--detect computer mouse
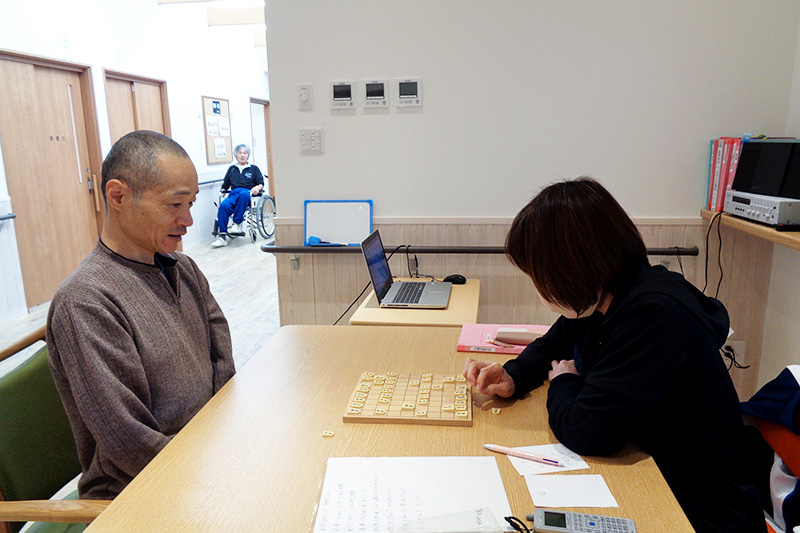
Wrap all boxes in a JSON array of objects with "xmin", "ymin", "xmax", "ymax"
[{"xmin": 442, "ymin": 274, "xmax": 467, "ymax": 285}]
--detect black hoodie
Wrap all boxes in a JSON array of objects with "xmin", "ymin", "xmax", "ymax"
[{"xmin": 504, "ymin": 265, "xmax": 765, "ymax": 533}]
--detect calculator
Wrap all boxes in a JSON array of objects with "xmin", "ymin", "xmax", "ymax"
[{"xmin": 527, "ymin": 508, "xmax": 637, "ymax": 533}]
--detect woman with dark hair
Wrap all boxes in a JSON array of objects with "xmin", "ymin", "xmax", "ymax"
[{"xmin": 464, "ymin": 177, "xmax": 765, "ymax": 532}]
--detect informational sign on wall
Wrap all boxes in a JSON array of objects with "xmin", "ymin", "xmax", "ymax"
[{"xmin": 202, "ymin": 96, "xmax": 232, "ymax": 164}]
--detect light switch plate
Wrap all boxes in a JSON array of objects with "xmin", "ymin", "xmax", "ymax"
[{"xmin": 299, "ymin": 128, "xmax": 324, "ymax": 154}]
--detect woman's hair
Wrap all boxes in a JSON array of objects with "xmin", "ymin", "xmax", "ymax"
[{"xmin": 505, "ymin": 176, "xmax": 647, "ymax": 315}]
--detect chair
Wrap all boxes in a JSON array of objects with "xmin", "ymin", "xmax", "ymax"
[
  {"xmin": 759, "ymin": 409, "xmax": 800, "ymax": 533},
  {"xmin": 742, "ymin": 367, "xmax": 800, "ymax": 533},
  {"xmin": 0, "ymin": 327, "xmax": 110, "ymax": 533},
  {"xmin": 212, "ymin": 189, "xmax": 275, "ymax": 243}
]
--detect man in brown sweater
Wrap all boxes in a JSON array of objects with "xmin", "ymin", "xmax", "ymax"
[{"xmin": 47, "ymin": 131, "xmax": 236, "ymax": 499}]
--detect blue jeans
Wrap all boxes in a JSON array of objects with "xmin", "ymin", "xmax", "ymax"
[{"xmin": 217, "ymin": 188, "xmax": 250, "ymax": 234}]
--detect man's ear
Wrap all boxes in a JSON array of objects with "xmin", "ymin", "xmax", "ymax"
[{"xmin": 105, "ymin": 179, "xmax": 129, "ymax": 212}]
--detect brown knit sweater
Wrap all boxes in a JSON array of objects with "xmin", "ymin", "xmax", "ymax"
[{"xmin": 47, "ymin": 241, "xmax": 235, "ymax": 499}]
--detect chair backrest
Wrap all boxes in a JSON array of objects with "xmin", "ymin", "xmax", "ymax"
[
  {"xmin": 0, "ymin": 345, "xmax": 81, "ymax": 509},
  {"xmin": 758, "ymin": 410, "xmax": 800, "ymax": 481}
]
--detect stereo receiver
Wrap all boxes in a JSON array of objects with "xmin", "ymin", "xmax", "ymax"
[{"xmin": 724, "ymin": 190, "xmax": 800, "ymax": 227}]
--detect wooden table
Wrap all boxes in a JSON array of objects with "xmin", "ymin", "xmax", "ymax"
[
  {"xmin": 86, "ymin": 326, "xmax": 692, "ymax": 532},
  {"xmin": 349, "ymin": 279, "xmax": 481, "ymax": 326}
]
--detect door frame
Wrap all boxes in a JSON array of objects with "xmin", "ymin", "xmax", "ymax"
[
  {"xmin": 250, "ymin": 97, "xmax": 274, "ymax": 199},
  {"xmin": 103, "ymin": 69, "xmax": 172, "ymax": 137},
  {"xmin": 0, "ymin": 48, "xmax": 103, "ymax": 228}
]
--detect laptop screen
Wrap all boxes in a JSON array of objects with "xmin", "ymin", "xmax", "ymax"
[{"xmin": 361, "ymin": 230, "xmax": 392, "ymax": 302}]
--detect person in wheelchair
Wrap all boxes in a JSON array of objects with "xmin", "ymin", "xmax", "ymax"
[{"xmin": 211, "ymin": 143, "xmax": 265, "ymax": 248}]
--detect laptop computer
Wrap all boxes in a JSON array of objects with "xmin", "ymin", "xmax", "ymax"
[{"xmin": 360, "ymin": 229, "xmax": 452, "ymax": 308}]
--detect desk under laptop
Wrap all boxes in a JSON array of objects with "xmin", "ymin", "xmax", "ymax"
[{"xmin": 349, "ymin": 278, "xmax": 481, "ymax": 326}]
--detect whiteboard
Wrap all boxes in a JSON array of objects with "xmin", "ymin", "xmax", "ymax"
[{"xmin": 304, "ymin": 200, "xmax": 373, "ymax": 246}]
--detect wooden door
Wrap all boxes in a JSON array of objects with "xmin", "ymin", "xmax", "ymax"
[
  {"xmin": 105, "ymin": 77, "xmax": 137, "ymax": 144},
  {"xmin": 104, "ymin": 72, "xmax": 170, "ymax": 144},
  {"xmin": 0, "ymin": 59, "xmax": 100, "ymax": 308}
]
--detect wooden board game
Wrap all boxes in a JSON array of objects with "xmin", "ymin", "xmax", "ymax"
[{"xmin": 342, "ymin": 371, "xmax": 472, "ymax": 426}]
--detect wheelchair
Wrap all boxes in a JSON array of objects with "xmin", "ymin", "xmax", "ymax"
[{"xmin": 212, "ymin": 189, "xmax": 276, "ymax": 243}]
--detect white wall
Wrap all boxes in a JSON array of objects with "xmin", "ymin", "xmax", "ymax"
[
  {"xmin": 0, "ymin": 0, "xmax": 269, "ymax": 319},
  {"xmin": 761, "ymin": 246, "xmax": 800, "ymax": 387},
  {"xmin": 266, "ymin": 1, "xmax": 800, "ymax": 220},
  {"xmin": 760, "ymin": 20, "xmax": 800, "ymax": 388}
]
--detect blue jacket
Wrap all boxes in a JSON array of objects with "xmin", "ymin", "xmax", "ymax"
[{"xmin": 221, "ymin": 164, "xmax": 264, "ymax": 191}]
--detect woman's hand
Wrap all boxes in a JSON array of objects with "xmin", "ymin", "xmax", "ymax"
[
  {"xmin": 463, "ymin": 358, "xmax": 516, "ymax": 397},
  {"xmin": 548, "ymin": 359, "xmax": 578, "ymax": 381}
]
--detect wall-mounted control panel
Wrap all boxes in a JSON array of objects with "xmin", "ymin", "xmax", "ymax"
[
  {"xmin": 395, "ymin": 78, "xmax": 422, "ymax": 107},
  {"xmin": 363, "ymin": 79, "xmax": 388, "ymax": 107},
  {"xmin": 330, "ymin": 81, "xmax": 355, "ymax": 109}
]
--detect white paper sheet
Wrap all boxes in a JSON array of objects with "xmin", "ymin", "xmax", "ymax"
[
  {"xmin": 523, "ymin": 474, "xmax": 618, "ymax": 508},
  {"xmin": 213, "ymin": 137, "xmax": 227, "ymax": 158},
  {"xmin": 205, "ymin": 115, "xmax": 220, "ymax": 136},
  {"xmin": 313, "ymin": 457, "xmax": 514, "ymax": 533},
  {"xmin": 505, "ymin": 444, "xmax": 589, "ymax": 476},
  {"xmin": 219, "ymin": 117, "xmax": 231, "ymax": 137}
]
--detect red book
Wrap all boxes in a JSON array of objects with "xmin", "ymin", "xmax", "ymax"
[
  {"xmin": 457, "ymin": 324, "xmax": 550, "ymax": 355},
  {"xmin": 713, "ymin": 138, "xmax": 732, "ymax": 211},
  {"xmin": 719, "ymin": 137, "xmax": 742, "ymax": 209}
]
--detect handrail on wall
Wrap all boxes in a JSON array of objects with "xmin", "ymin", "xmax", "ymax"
[{"xmin": 262, "ymin": 244, "xmax": 699, "ymax": 256}]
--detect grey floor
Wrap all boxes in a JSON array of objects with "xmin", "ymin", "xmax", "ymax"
[{"xmin": 0, "ymin": 236, "xmax": 280, "ymax": 374}]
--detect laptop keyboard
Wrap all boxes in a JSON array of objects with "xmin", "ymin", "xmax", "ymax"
[{"xmin": 394, "ymin": 282, "xmax": 425, "ymax": 304}]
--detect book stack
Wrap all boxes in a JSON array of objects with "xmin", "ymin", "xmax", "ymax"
[{"xmin": 706, "ymin": 136, "xmax": 743, "ymax": 212}]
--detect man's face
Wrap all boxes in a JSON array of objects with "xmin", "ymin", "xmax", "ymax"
[
  {"xmin": 119, "ymin": 154, "xmax": 198, "ymax": 262},
  {"xmin": 235, "ymin": 148, "xmax": 250, "ymax": 165}
]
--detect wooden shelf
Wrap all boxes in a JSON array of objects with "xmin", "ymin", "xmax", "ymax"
[{"xmin": 701, "ymin": 209, "xmax": 800, "ymax": 252}]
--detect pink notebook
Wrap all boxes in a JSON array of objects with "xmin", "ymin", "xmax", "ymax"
[{"xmin": 457, "ymin": 324, "xmax": 550, "ymax": 355}]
